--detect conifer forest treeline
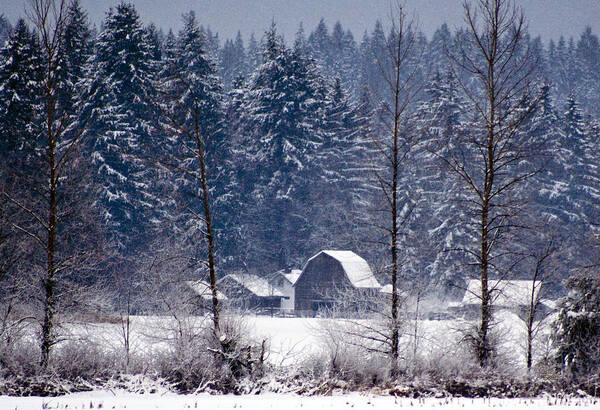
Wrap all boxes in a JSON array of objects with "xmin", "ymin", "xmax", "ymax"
[{"xmin": 1, "ymin": 0, "xmax": 600, "ymax": 308}]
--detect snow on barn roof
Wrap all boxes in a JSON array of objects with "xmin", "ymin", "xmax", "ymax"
[
  {"xmin": 305, "ymin": 250, "xmax": 381, "ymax": 289},
  {"xmin": 462, "ymin": 279, "xmax": 542, "ymax": 307},
  {"xmin": 220, "ymin": 274, "xmax": 285, "ymax": 298},
  {"xmin": 185, "ymin": 280, "xmax": 227, "ymax": 301},
  {"xmin": 282, "ymin": 270, "xmax": 301, "ymax": 285},
  {"xmin": 380, "ymin": 284, "xmax": 392, "ymax": 294}
]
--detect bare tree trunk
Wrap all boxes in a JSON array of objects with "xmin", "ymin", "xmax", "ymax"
[
  {"xmin": 525, "ymin": 240, "xmax": 555, "ymax": 371},
  {"xmin": 441, "ymin": 0, "xmax": 540, "ymax": 367},
  {"xmin": 20, "ymin": 0, "xmax": 94, "ymax": 369},
  {"xmin": 157, "ymin": 82, "xmax": 223, "ymax": 341},
  {"xmin": 33, "ymin": 0, "xmax": 65, "ymax": 370},
  {"xmin": 40, "ymin": 118, "xmax": 58, "ymax": 369},
  {"xmin": 412, "ymin": 289, "xmax": 420, "ymax": 364},
  {"xmin": 389, "ymin": 43, "xmax": 401, "ymax": 375},
  {"xmin": 193, "ymin": 108, "xmax": 221, "ymax": 336},
  {"xmin": 369, "ymin": 3, "xmax": 418, "ymax": 377},
  {"xmin": 526, "ymin": 311, "xmax": 533, "ymax": 370}
]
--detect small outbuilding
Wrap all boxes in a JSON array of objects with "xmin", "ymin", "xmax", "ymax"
[
  {"xmin": 294, "ymin": 250, "xmax": 381, "ymax": 316},
  {"xmin": 185, "ymin": 280, "xmax": 227, "ymax": 313},
  {"xmin": 218, "ymin": 273, "xmax": 287, "ymax": 314},
  {"xmin": 268, "ymin": 269, "xmax": 301, "ymax": 315},
  {"xmin": 449, "ymin": 279, "xmax": 555, "ymax": 320}
]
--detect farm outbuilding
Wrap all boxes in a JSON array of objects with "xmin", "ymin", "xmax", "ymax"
[
  {"xmin": 294, "ymin": 250, "xmax": 381, "ymax": 316},
  {"xmin": 448, "ymin": 279, "xmax": 555, "ymax": 320},
  {"xmin": 268, "ymin": 269, "xmax": 301, "ymax": 315},
  {"xmin": 185, "ymin": 280, "xmax": 227, "ymax": 313},
  {"xmin": 218, "ymin": 273, "xmax": 287, "ymax": 313}
]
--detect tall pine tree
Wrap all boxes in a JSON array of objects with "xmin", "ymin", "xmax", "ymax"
[
  {"xmin": 82, "ymin": 2, "xmax": 161, "ymax": 250},
  {"xmin": 238, "ymin": 24, "xmax": 328, "ymax": 270}
]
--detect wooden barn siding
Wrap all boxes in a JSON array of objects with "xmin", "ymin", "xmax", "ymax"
[{"xmin": 295, "ymin": 253, "xmax": 354, "ymax": 312}]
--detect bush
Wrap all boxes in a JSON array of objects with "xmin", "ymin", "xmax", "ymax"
[
  {"xmin": 154, "ymin": 314, "xmax": 268, "ymax": 393},
  {"xmin": 49, "ymin": 340, "xmax": 118, "ymax": 381}
]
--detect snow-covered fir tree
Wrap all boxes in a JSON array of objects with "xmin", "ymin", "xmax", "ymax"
[
  {"xmin": 220, "ymin": 31, "xmax": 247, "ymax": 90},
  {"xmin": 237, "ymin": 23, "xmax": 329, "ymax": 270},
  {"xmin": 159, "ymin": 11, "xmax": 239, "ymax": 269},
  {"xmin": 57, "ymin": 0, "xmax": 92, "ymax": 113},
  {"xmin": 0, "ymin": 19, "xmax": 42, "ymax": 161},
  {"xmin": 81, "ymin": 2, "xmax": 162, "ymax": 250}
]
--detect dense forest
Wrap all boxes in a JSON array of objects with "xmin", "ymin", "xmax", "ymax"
[
  {"xmin": 1, "ymin": 0, "xmax": 600, "ymax": 396},
  {"xmin": 1, "ymin": 1, "xmax": 600, "ymax": 303}
]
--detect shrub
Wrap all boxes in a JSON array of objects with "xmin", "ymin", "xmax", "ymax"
[{"xmin": 49, "ymin": 339, "xmax": 118, "ymax": 381}]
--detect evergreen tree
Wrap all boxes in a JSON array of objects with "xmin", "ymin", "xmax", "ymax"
[
  {"xmin": 200, "ymin": 26, "xmax": 220, "ymax": 60},
  {"xmin": 246, "ymin": 32, "xmax": 261, "ymax": 69},
  {"xmin": 220, "ymin": 31, "xmax": 247, "ymax": 90},
  {"xmin": 358, "ymin": 21, "xmax": 387, "ymax": 100},
  {"xmin": 554, "ymin": 269, "xmax": 600, "ymax": 380},
  {"xmin": 329, "ymin": 21, "xmax": 359, "ymax": 97},
  {"xmin": 576, "ymin": 27, "xmax": 600, "ymax": 72},
  {"xmin": 575, "ymin": 27, "xmax": 600, "ymax": 115},
  {"xmin": 57, "ymin": 0, "xmax": 92, "ymax": 112},
  {"xmin": 308, "ymin": 77, "xmax": 369, "ymax": 250},
  {"xmin": 145, "ymin": 23, "xmax": 163, "ymax": 62},
  {"xmin": 414, "ymin": 70, "xmax": 472, "ymax": 293},
  {"xmin": 82, "ymin": 2, "xmax": 161, "ymax": 250},
  {"xmin": 293, "ymin": 23, "xmax": 308, "ymax": 55},
  {"xmin": 239, "ymin": 24, "xmax": 328, "ymax": 270},
  {"xmin": 308, "ymin": 18, "xmax": 330, "ymax": 70},
  {"xmin": 0, "ymin": 19, "xmax": 43, "ymax": 160},
  {"xmin": 427, "ymin": 23, "xmax": 451, "ymax": 74}
]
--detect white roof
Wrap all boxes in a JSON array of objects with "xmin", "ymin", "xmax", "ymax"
[
  {"xmin": 305, "ymin": 250, "xmax": 380, "ymax": 289},
  {"xmin": 380, "ymin": 284, "xmax": 393, "ymax": 294},
  {"xmin": 462, "ymin": 279, "xmax": 543, "ymax": 307},
  {"xmin": 282, "ymin": 270, "xmax": 301, "ymax": 285},
  {"xmin": 379, "ymin": 284, "xmax": 411, "ymax": 296},
  {"xmin": 220, "ymin": 274, "xmax": 285, "ymax": 298},
  {"xmin": 185, "ymin": 280, "xmax": 227, "ymax": 301}
]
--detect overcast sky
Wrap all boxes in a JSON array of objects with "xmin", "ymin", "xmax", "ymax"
[{"xmin": 2, "ymin": 0, "xmax": 599, "ymax": 44}]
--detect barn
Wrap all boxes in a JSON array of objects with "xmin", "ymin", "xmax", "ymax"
[
  {"xmin": 218, "ymin": 273, "xmax": 287, "ymax": 314},
  {"xmin": 294, "ymin": 250, "xmax": 381, "ymax": 316}
]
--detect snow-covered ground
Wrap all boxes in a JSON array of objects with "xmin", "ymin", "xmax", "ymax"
[
  {"xmin": 0, "ymin": 311, "xmax": 563, "ymax": 406},
  {"xmin": 57, "ymin": 309, "xmax": 554, "ymax": 371},
  {"xmin": 1, "ymin": 391, "xmax": 598, "ymax": 410}
]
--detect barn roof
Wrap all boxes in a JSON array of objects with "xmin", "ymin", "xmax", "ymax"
[
  {"xmin": 220, "ymin": 274, "xmax": 285, "ymax": 298},
  {"xmin": 282, "ymin": 270, "xmax": 301, "ymax": 285},
  {"xmin": 185, "ymin": 280, "xmax": 227, "ymax": 301},
  {"xmin": 305, "ymin": 250, "xmax": 381, "ymax": 289},
  {"xmin": 462, "ymin": 279, "xmax": 542, "ymax": 307}
]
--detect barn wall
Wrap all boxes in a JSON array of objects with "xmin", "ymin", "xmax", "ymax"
[{"xmin": 295, "ymin": 253, "xmax": 353, "ymax": 314}]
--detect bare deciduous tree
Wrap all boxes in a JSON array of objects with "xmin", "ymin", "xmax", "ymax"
[
  {"xmin": 0, "ymin": 0, "xmax": 102, "ymax": 369},
  {"xmin": 439, "ymin": 0, "xmax": 541, "ymax": 367},
  {"xmin": 156, "ymin": 14, "xmax": 224, "ymax": 342},
  {"xmin": 368, "ymin": 2, "xmax": 420, "ymax": 376}
]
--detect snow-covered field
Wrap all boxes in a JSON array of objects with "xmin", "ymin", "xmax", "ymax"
[
  {"xmin": 0, "ymin": 311, "xmax": 563, "ymax": 408},
  {"xmin": 1, "ymin": 391, "xmax": 598, "ymax": 410},
  {"xmin": 60, "ymin": 309, "xmax": 553, "ymax": 371}
]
